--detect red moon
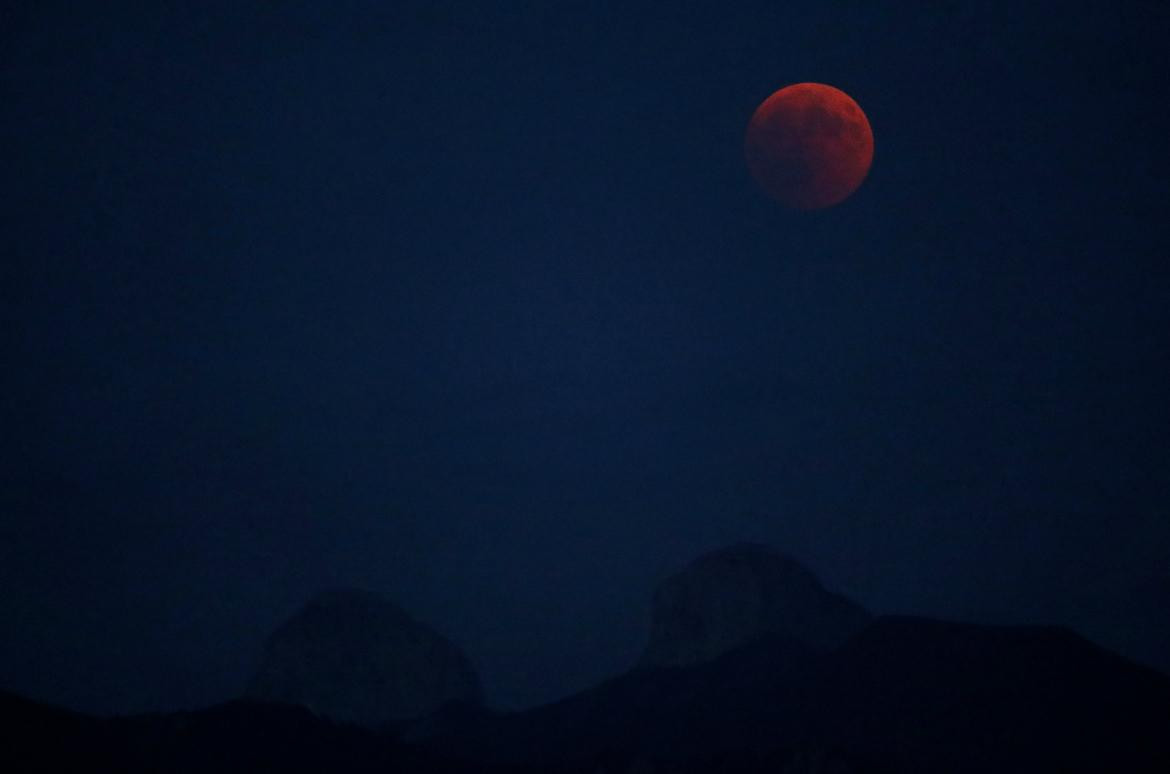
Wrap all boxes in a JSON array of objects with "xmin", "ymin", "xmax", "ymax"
[{"xmin": 744, "ymin": 83, "xmax": 873, "ymax": 210}]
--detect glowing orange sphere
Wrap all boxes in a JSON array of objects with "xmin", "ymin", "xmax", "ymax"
[{"xmin": 744, "ymin": 83, "xmax": 874, "ymax": 210}]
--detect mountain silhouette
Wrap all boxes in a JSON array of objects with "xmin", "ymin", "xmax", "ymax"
[
  {"xmin": 6, "ymin": 614, "xmax": 1167, "ymax": 772},
  {"xmin": 1070, "ymin": 576, "xmax": 1170, "ymax": 678},
  {"xmin": 416, "ymin": 615, "xmax": 1170, "ymax": 772},
  {"xmin": 3, "ymin": 548, "xmax": 1168, "ymax": 772},
  {"xmin": 641, "ymin": 542, "xmax": 871, "ymax": 667},
  {"xmin": 245, "ymin": 589, "xmax": 483, "ymax": 728}
]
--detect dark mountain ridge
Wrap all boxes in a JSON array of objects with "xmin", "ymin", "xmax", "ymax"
[
  {"xmin": 5, "ymin": 614, "xmax": 1168, "ymax": 773},
  {"xmin": 416, "ymin": 615, "xmax": 1170, "ymax": 772}
]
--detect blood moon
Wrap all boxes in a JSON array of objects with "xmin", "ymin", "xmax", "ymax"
[{"xmin": 744, "ymin": 83, "xmax": 873, "ymax": 210}]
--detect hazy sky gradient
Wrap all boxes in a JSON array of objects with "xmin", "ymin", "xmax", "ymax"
[{"xmin": 2, "ymin": 1, "xmax": 1168, "ymax": 713}]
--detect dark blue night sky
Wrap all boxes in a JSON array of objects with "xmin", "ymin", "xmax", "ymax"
[{"xmin": 2, "ymin": 1, "xmax": 1168, "ymax": 714}]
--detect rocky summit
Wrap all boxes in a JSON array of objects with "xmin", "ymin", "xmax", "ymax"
[
  {"xmin": 246, "ymin": 589, "xmax": 481, "ymax": 727},
  {"xmin": 641, "ymin": 543, "xmax": 872, "ymax": 667}
]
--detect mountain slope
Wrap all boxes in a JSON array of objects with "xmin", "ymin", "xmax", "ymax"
[
  {"xmin": 422, "ymin": 616, "xmax": 1170, "ymax": 772},
  {"xmin": 3, "ymin": 615, "xmax": 1168, "ymax": 772}
]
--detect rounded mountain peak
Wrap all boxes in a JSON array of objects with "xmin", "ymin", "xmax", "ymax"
[
  {"xmin": 641, "ymin": 544, "xmax": 871, "ymax": 667},
  {"xmin": 247, "ymin": 588, "xmax": 482, "ymax": 727}
]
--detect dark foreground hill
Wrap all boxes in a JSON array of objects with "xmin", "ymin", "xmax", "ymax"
[
  {"xmin": 4, "ymin": 616, "xmax": 1169, "ymax": 773},
  {"xmin": 0, "ymin": 690, "xmax": 466, "ymax": 774},
  {"xmin": 419, "ymin": 616, "xmax": 1170, "ymax": 773}
]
